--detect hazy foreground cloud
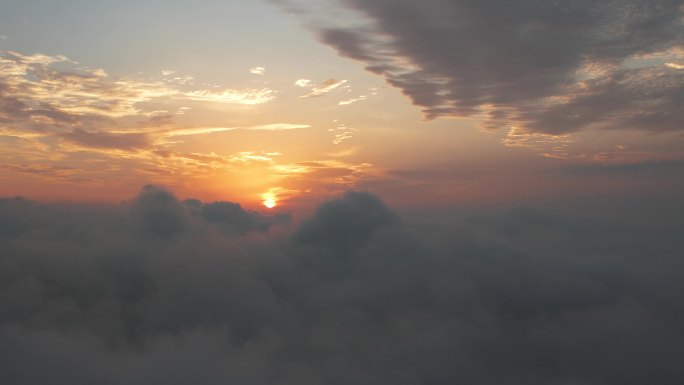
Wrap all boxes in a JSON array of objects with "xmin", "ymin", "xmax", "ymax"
[
  {"xmin": 276, "ymin": 0, "xmax": 684, "ymax": 134},
  {"xmin": 1, "ymin": 186, "xmax": 683, "ymax": 384}
]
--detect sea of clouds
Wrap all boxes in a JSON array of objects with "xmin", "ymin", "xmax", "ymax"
[{"xmin": 1, "ymin": 185, "xmax": 683, "ymax": 384}]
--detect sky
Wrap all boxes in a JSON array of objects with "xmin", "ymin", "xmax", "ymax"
[
  {"xmin": 1, "ymin": 0, "xmax": 682, "ymax": 210},
  {"xmin": 1, "ymin": 1, "xmax": 684, "ymax": 384}
]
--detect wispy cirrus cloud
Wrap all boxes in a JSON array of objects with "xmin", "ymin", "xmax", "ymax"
[
  {"xmin": 0, "ymin": 50, "xmax": 277, "ymax": 131},
  {"xmin": 0, "ymin": 163, "xmax": 88, "ymax": 182},
  {"xmin": 0, "ymin": 49, "xmax": 319, "ymax": 190},
  {"xmin": 338, "ymin": 95, "xmax": 366, "ymax": 106},
  {"xmin": 0, "ymin": 121, "xmax": 309, "ymax": 154},
  {"xmin": 60, "ymin": 129, "xmax": 152, "ymax": 151},
  {"xmin": 502, "ymin": 127, "xmax": 576, "ymax": 159},
  {"xmin": 329, "ymin": 120, "xmax": 357, "ymax": 144},
  {"xmin": 246, "ymin": 123, "xmax": 310, "ymax": 131},
  {"xmin": 338, "ymin": 87, "xmax": 378, "ymax": 106},
  {"xmin": 147, "ymin": 123, "xmax": 310, "ymax": 144},
  {"xmin": 184, "ymin": 88, "xmax": 275, "ymax": 105},
  {"xmin": 0, "ymin": 45, "xmax": 370, "ymax": 193},
  {"xmin": 295, "ymin": 78, "xmax": 348, "ymax": 97}
]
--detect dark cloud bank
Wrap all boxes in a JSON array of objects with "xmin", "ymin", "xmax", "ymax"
[
  {"xmin": 280, "ymin": 0, "xmax": 684, "ymax": 133},
  {"xmin": 1, "ymin": 186, "xmax": 684, "ymax": 384}
]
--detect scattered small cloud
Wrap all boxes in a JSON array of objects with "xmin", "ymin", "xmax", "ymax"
[
  {"xmin": 338, "ymin": 86, "xmax": 380, "ymax": 106},
  {"xmin": 184, "ymin": 88, "xmax": 276, "ymax": 105},
  {"xmin": 294, "ymin": 79, "xmax": 312, "ymax": 87},
  {"xmin": 296, "ymin": 78, "xmax": 348, "ymax": 97},
  {"xmin": 329, "ymin": 120, "xmax": 357, "ymax": 144},
  {"xmin": 160, "ymin": 123, "xmax": 310, "ymax": 138},
  {"xmin": 326, "ymin": 146, "xmax": 358, "ymax": 157},
  {"xmin": 228, "ymin": 151, "xmax": 278, "ymax": 164},
  {"xmin": 249, "ymin": 66, "xmax": 266, "ymax": 75},
  {"xmin": 502, "ymin": 126, "xmax": 575, "ymax": 158},
  {"xmin": 247, "ymin": 123, "xmax": 310, "ymax": 131},
  {"xmin": 159, "ymin": 126, "xmax": 241, "ymax": 138},
  {"xmin": 338, "ymin": 95, "xmax": 366, "ymax": 106}
]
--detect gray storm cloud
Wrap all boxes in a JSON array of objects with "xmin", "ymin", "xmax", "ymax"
[{"xmin": 1, "ymin": 186, "xmax": 683, "ymax": 384}]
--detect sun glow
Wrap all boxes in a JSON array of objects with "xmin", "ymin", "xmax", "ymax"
[{"xmin": 262, "ymin": 192, "xmax": 277, "ymax": 208}]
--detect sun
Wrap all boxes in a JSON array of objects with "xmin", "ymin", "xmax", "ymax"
[
  {"xmin": 263, "ymin": 197, "xmax": 276, "ymax": 209},
  {"xmin": 262, "ymin": 192, "xmax": 277, "ymax": 209}
]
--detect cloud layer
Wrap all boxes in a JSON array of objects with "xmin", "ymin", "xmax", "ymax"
[
  {"xmin": 1, "ymin": 186, "xmax": 683, "ymax": 384},
  {"xmin": 278, "ymin": 0, "xmax": 684, "ymax": 134}
]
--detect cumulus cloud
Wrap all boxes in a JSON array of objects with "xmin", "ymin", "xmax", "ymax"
[
  {"xmin": 130, "ymin": 185, "xmax": 193, "ymax": 239},
  {"xmin": 276, "ymin": 0, "xmax": 684, "ymax": 133},
  {"xmin": 1, "ymin": 186, "xmax": 683, "ymax": 384},
  {"xmin": 293, "ymin": 191, "xmax": 399, "ymax": 250},
  {"xmin": 131, "ymin": 185, "xmax": 288, "ymax": 239}
]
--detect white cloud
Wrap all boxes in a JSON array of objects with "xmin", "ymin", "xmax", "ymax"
[
  {"xmin": 183, "ymin": 88, "xmax": 276, "ymax": 105},
  {"xmin": 161, "ymin": 127, "xmax": 240, "ymax": 138},
  {"xmin": 247, "ymin": 123, "xmax": 310, "ymax": 131},
  {"xmin": 299, "ymin": 79, "xmax": 347, "ymax": 98},
  {"xmin": 249, "ymin": 66, "xmax": 266, "ymax": 75},
  {"xmin": 294, "ymin": 79, "xmax": 312, "ymax": 87},
  {"xmin": 0, "ymin": 49, "xmax": 278, "ymax": 126},
  {"xmin": 338, "ymin": 95, "xmax": 367, "ymax": 105},
  {"xmin": 154, "ymin": 123, "xmax": 311, "ymax": 140},
  {"xmin": 329, "ymin": 121, "xmax": 357, "ymax": 144}
]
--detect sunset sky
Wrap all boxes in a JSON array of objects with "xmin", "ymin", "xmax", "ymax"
[
  {"xmin": 2, "ymin": 2, "xmax": 684, "ymax": 384},
  {"xmin": 2, "ymin": 0, "xmax": 682, "ymax": 210}
]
